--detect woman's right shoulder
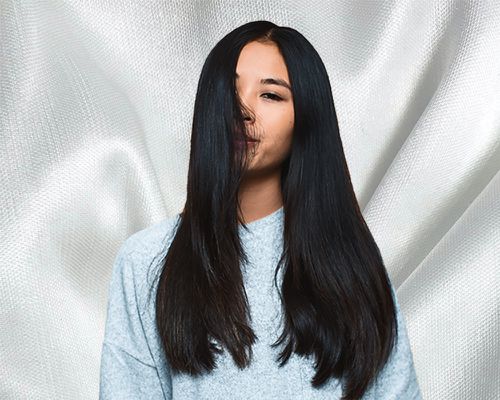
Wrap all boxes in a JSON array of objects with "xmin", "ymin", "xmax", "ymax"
[
  {"xmin": 121, "ymin": 213, "xmax": 182, "ymax": 259},
  {"xmin": 109, "ymin": 213, "xmax": 183, "ymax": 309},
  {"xmin": 113, "ymin": 213, "xmax": 182, "ymax": 283}
]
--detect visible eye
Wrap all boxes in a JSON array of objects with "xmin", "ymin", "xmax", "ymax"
[{"xmin": 261, "ymin": 93, "xmax": 283, "ymax": 101}]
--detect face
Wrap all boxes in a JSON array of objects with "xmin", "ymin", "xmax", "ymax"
[{"xmin": 235, "ymin": 41, "xmax": 294, "ymax": 176}]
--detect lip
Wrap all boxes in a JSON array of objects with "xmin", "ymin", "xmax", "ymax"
[
  {"xmin": 235, "ymin": 139, "xmax": 259, "ymax": 143},
  {"xmin": 235, "ymin": 140, "xmax": 259, "ymax": 148}
]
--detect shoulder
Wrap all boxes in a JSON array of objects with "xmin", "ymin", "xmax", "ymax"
[
  {"xmin": 111, "ymin": 213, "xmax": 182, "ymax": 303},
  {"xmin": 120, "ymin": 213, "xmax": 182, "ymax": 261}
]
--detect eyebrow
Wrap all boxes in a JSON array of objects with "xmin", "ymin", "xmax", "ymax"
[{"xmin": 235, "ymin": 72, "xmax": 291, "ymax": 92}]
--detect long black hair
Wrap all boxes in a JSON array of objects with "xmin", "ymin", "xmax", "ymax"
[{"xmin": 149, "ymin": 20, "xmax": 398, "ymax": 400}]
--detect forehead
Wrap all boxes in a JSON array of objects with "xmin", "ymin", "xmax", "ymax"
[{"xmin": 235, "ymin": 41, "xmax": 289, "ymax": 81}]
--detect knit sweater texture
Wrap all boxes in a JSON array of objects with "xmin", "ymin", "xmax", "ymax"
[{"xmin": 99, "ymin": 206, "xmax": 423, "ymax": 399}]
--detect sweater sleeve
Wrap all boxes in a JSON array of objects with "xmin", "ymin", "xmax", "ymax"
[
  {"xmin": 371, "ymin": 284, "xmax": 424, "ymax": 400},
  {"xmin": 99, "ymin": 240, "xmax": 167, "ymax": 399}
]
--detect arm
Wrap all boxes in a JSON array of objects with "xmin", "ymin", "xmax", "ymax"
[
  {"xmin": 99, "ymin": 241, "xmax": 167, "ymax": 399},
  {"xmin": 372, "ymin": 284, "xmax": 424, "ymax": 399}
]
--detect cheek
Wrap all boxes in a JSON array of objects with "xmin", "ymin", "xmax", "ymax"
[
  {"xmin": 271, "ymin": 119, "xmax": 294, "ymax": 158},
  {"xmin": 282, "ymin": 112, "xmax": 294, "ymax": 144},
  {"xmin": 258, "ymin": 106, "xmax": 294, "ymax": 152},
  {"xmin": 267, "ymin": 108, "xmax": 293, "ymax": 136}
]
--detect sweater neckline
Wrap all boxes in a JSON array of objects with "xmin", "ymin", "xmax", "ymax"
[{"xmin": 238, "ymin": 206, "xmax": 284, "ymax": 235}]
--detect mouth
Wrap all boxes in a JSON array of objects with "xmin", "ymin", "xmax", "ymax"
[
  {"xmin": 235, "ymin": 139, "xmax": 259, "ymax": 149},
  {"xmin": 235, "ymin": 138, "xmax": 259, "ymax": 143}
]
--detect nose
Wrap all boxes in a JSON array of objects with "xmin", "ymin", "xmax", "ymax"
[
  {"xmin": 237, "ymin": 94, "xmax": 255, "ymax": 123},
  {"xmin": 239, "ymin": 108, "xmax": 255, "ymax": 131}
]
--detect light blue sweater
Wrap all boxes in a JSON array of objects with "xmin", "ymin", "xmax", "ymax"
[{"xmin": 99, "ymin": 206, "xmax": 423, "ymax": 399}]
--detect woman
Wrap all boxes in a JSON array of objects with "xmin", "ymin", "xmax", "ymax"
[{"xmin": 99, "ymin": 20, "xmax": 423, "ymax": 400}]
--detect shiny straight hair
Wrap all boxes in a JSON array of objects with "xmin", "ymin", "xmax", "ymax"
[{"xmin": 148, "ymin": 20, "xmax": 398, "ymax": 400}]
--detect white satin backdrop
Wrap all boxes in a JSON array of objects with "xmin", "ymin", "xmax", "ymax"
[{"xmin": 1, "ymin": 1, "xmax": 499, "ymax": 399}]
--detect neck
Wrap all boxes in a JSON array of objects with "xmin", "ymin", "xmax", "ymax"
[{"xmin": 237, "ymin": 168, "xmax": 283, "ymax": 224}]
